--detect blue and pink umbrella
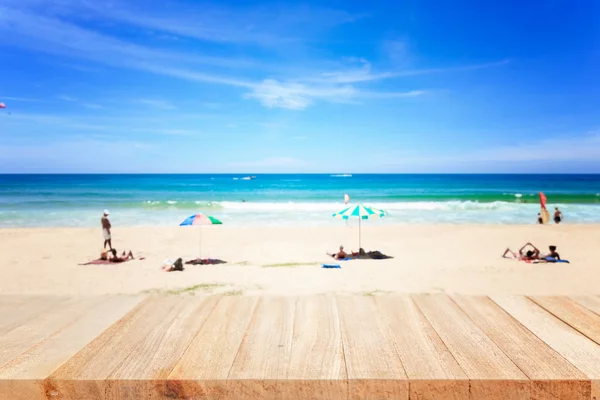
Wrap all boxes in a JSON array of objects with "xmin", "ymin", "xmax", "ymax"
[{"xmin": 180, "ymin": 213, "xmax": 222, "ymax": 258}]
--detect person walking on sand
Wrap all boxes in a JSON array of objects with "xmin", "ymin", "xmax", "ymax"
[
  {"xmin": 101, "ymin": 210, "xmax": 112, "ymax": 250},
  {"xmin": 554, "ymin": 207, "xmax": 563, "ymax": 224}
]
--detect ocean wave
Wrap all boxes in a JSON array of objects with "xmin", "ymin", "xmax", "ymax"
[{"xmin": 330, "ymin": 174, "xmax": 352, "ymax": 177}]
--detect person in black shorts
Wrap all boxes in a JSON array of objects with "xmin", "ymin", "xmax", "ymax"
[{"xmin": 554, "ymin": 207, "xmax": 563, "ymax": 224}]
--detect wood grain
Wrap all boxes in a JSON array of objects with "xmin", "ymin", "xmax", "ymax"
[
  {"xmin": 531, "ymin": 296, "xmax": 600, "ymax": 346},
  {"xmin": 413, "ymin": 294, "xmax": 529, "ymax": 400},
  {"xmin": 0, "ymin": 296, "xmax": 102, "ymax": 368},
  {"xmin": 284, "ymin": 295, "xmax": 346, "ymax": 400},
  {"xmin": 0, "ymin": 295, "xmax": 144, "ymax": 400},
  {"xmin": 375, "ymin": 295, "xmax": 468, "ymax": 400},
  {"xmin": 228, "ymin": 296, "xmax": 296, "ymax": 400},
  {"xmin": 46, "ymin": 296, "xmax": 183, "ymax": 400},
  {"xmin": 169, "ymin": 295, "xmax": 259, "ymax": 399},
  {"xmin": 493, "ymin": 295, "xmax": 600, "ymax": 400},
  {"xmin": 104, "ymin": 295, "xmax": 221, "ymax": 399},
  {"xmin": 454, "ymin": 295, "xmax": 590, "ymax": 400},
  {"xmin": 337, "ymin": 295, "xmax": 408, "ymax": 400}
]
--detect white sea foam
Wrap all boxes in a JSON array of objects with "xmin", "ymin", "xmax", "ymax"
[{"xmin": 330, "ymin": 174, "xmax": 352, "ymax": 177}]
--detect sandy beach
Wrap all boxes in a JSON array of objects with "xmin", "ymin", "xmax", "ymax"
[{"xmin": 0, "ymin": 224, "xmax": 597, "ymax": 296}]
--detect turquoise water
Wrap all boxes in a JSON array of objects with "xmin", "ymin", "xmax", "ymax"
[{"xmin": 1, "ymin": 174, "xmax": 600, "ymax": 227}]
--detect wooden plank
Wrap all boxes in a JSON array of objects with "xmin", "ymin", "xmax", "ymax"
[
  {"xmin": 0, "ymin": 295, "xmax": 145, "ymax": 400},
  {"xmin": 454, "ymin": 295, "xmax": 590, "ymax": 400},
  {"xmin": 572, "ymin": 296, "xmax": 600, "ymax": 317},
  {"xmin": 168, "ymin": 296, "xmax": 259, "ymax": 399},
  {"xmin": 46, "ymin": 296, "xmax": 184, "ymax": 400},
  {"xmin": 413, "ymin": 294, "xmax": 529, "ymax": 400},
  {"xmin": 492, "ymin": 295, "xmax": 600, "ymax": 399},
  {"xmin": 375, "ymin": 295, "xmax": 468, "ymax": 400},
  {"xmin": 337, "ymin": 295, "xmax": 408, "ymax": 400},
  {"xmin": 103, "ymin": 295, "xmax": 221, "ymax": 399},
  {"xmin": 227, "ymin": 296, "xmax": 297, "ymax": 400},
  {"xmin": 0, "ymin": 297, "xmax": 102, "ymax": 368},
  {"xmin": 283, "ymin": 295, "xmax": 346, "ymax": 400},
  {"xmin": 531, "ymin": 296, "xmax": 600, "ymax": 346},
  {"xmin": 0, "ymin": 296, "xmax": 70, "ymax": 336}
]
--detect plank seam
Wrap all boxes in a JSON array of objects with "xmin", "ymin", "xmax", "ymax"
[
  {"xmin": 409, "ymin": 295, "xmax": 471, "ymax": 380},
  {"xmin": 163, "ymin": 295, "xmax": 223, "ymax": 381},
  {"xmin": 0, "ymin": 296, "xmax": 108, "ymax": 373},
  {"xmin": 226, "ymin": 296, "xmax": 263, "ymax": 381},
  {"xmin": 94, "ymin": 296, "xmax": 182, "ymax": 381},
  {"xmin": 448, "ymin": 295, "xmax": 537, "ymax": 382},
  {"xmin": 528, "ymin": 296, "xmax": 600, "ymax": 347},
  {"xmin": 335, "ymin": 295, "xmax": 353, "ymax": 400},
  {"xmin": 487, "ymin": 296, "xmax": 590, "ymax": 380},
  {"xmin": 0, "ymin": 296, "xmax": 70, "ymax": 337},
  {"xmin": 571, "ymin": 297, "xmax": 600, "ymax": 319}
]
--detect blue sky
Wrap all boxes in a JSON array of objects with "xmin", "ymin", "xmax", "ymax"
[{"xmin": 0, "ymin": 0, "xmax": 599, "ymax": 173}]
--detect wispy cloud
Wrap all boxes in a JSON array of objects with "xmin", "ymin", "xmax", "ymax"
[
  {"xmin": 44, "ymin": 0, "xmax": 361, "ymax": 47},
  {"xmin": 0, "ymin": 3, "xmax": 506, "ymax": 111},
  {"xmin": 136, "ymin": 99, "xmax": 177, "ymax": 110},
  {"xmin": 57, "ymin": 95, "xmax": 77, "ymax": 102},
  {"xmin": 0, "ymin": 96, "xmax": 39, "ymax": 102}
]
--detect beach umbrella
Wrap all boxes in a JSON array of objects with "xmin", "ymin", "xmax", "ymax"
[
  {"xmin": 180, "ymin": 213, "xmax": 222, "ymax": 258},
  {"xmin": 332, "ymin": 204, "xmax": 385, "ymax": 250}
]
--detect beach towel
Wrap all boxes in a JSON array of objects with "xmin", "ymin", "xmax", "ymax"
[
  {"xmin": 80, "ymin": 259, "xmax": 133, "ymax": 265},
  {"xmin": 185, "ymin": 258, "xmax": 227, "ymax": 265},
  {"xmin": 322, "ymin": 264, "xmax": 341, "ymax": 269}
]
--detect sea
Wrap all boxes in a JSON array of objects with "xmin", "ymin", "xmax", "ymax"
[{"xmin": 1, "ymin": 174, "xmax": 600, "ymax": 228}]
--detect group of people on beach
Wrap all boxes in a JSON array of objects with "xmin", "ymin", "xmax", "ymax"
[
  {"xmin": 502, "ymin": 243, "xmax": 561, "ymax": 262},
  {"xmin": 99, "ymin": 210, "xmax": 135, "ymax": 263}
]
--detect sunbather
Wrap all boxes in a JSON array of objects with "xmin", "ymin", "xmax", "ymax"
[
  {"xmin": 503, "ymin": 242, "xmax": 541, "ymax": 261},
  {"xmin": 544, "ymin": 245, "xmax": 561, "ymax": 260},
  {"xmin": 109, "ymin": 249, "xmax": 134, "ymax": 263},
  {"xmin": 328, "ymin": 245, "xmax": 348, "ymax": 260},
  {"xmin": 162, "ymin": 258, "xmax": 184, "ymax": 272}
]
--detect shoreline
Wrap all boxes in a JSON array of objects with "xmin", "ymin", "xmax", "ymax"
[{"xmin": 1, "ymin": 224, "xmax": 598, "ymax": 297}]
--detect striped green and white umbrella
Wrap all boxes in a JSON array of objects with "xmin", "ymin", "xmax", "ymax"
[{"xmin": 332, "ymin": 204, "xmax": 385, "ymax": 250}]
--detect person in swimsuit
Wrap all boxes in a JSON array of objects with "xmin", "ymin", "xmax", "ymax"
[
  {"xmin": 554, "ymin": 208, "xmax": 563, "ymax": 224},
  {"xmin": 328, "ymin": 245, "xmax": 348, "ymax": 260},
  {"xmin": 503, "ymin": 242, "xmax": 541, "ymax": 260},
  {"xmin": 109, "ymin": 249, "xmax": 134, "ymax": 263},
  {"xmin": 545, "ymin": 245, "xmax": 561, "ymax": 260}
]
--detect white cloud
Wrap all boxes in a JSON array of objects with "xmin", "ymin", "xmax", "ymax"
[{"xmin": 0, "ymin": 3, "xmax": 505, "ymax": 112}]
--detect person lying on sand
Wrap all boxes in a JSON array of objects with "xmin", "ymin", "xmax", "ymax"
[
  {"xmin": 108, "ymin": 249, "xmax": 134, "ymax": 263},
  {"xmin": 503, "ymin": 242, "xmax": 540, "ymax": 261},
  {"xmin": 328, "ymin": 245, "xmax": 348, "ymax": 260},
  {"xmin": 162, "ymin": 258, "xmax": 184, "ymax": 272}
]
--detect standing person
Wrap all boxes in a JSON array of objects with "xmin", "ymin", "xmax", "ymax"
[
  {"xmin": 101, "ymin": 210, "xmax": 112, "ymax": 250},
  {"xmin": 537, "ymin": 213, "xmax": 543, "ymax": 224},
  {"xmin": 554, "ymin": 207, "xmax": 563, "ymax": 224}
]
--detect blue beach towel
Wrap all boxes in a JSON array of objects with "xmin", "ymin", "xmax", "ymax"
[
  {"xmin": 322, "ymin": 264, "xmax": 341, "ymax": 269},
  {"xmin": 545, "ymin": 256, "xmax": 570, "ymax": 263}
]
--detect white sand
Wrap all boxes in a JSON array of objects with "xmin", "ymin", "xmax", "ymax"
[{"xmin": 0, "ymin": 224, "xmax": 597, "ymax": 296}]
